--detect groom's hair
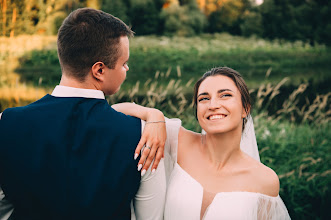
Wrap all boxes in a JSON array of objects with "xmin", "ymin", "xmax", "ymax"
[
  {"xmin": 193, "ymin": 67, "xmax": 251, "ymax": 131},
  {"xmin": 57, "ymin": 8, "xmax": 134, "ymax": 82}
]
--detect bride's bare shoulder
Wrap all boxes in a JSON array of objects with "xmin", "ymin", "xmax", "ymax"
[
  {"xmin": 250, "ymin": 161, "xmax": 280, "ymax": 197},
  {"xmin": 178, "ymin": 126, "xmax": 201, "ymax": 146},
  {"xmin": 177, "ymin": 127, "xmax": 201, "ymax": 163}
]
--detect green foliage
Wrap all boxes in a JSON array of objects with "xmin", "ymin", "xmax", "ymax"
[
  {"xmin": 16, "ymin": 50, "xmax": 61, "ymax": 86},
  {"xmin": 0, "ymin": 0, "xmax": 86, "ymax": 36},
  {"xmin": 240, "ymin": 10, "xmax": 263, "ymax": 37},
  {"xmin": 51, "ymin": 12, "xmax": 67, "ymax": 35},
  {"xmin": 161, "ymin": 1, "xmax": 206, "ymax": 36},
  {"xmin": 129, "ymin": 0, "xmax": 163, "ymax": 35},
  {"xmin": 207, "ymin": 0, "xmax": 247, "ymax": 34},
  {"xmin": 1, "ymin": 0, "xmax": 330, "ymax": 45},
  {"xmin": 255, "ymin": 118, "xmax": 330, "ymax": 219},
  {"xmin": 101, "ymin": 0, "xmax": 130, "ymax": 24},
  {"xmin": 258, "ymin": 0, "xmax": 331, "ymax": 45}
]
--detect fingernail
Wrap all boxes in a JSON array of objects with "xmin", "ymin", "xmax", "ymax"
[
  {"xmin": 134, "ymin": 153, "xmax": 138, "ymax": 160},
  {"xmin": 137, "ymin": 164, "xmax": 142, "ymax": 171},
  {"xmin": 151, "ymin": 169, "xmax": 156, "ymax": 174},
  {"xmin": 141, "ymin": 169, "xmax": 146, "ymax": 176}
]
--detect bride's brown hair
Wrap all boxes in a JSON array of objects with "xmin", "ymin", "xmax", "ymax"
[{"xmin": 193, "ymin": 67, "xmax": 251, "ymax": 130}]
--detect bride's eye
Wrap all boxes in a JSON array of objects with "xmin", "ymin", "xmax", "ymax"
[
  {"xmin": 198, "ymin": 97, "xmax": 209, "ymax": 102},
  {"xmin": 220, "ymin": 93, "xmax": 232, "ymax": 98}
]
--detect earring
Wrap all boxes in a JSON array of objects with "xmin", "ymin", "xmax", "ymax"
[{"xmin": 201, "ymin": 129, "xmax": 206, "ymax": 144}]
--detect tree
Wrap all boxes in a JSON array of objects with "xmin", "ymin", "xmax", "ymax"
[
  {"xmin": 207, "ymin": 0, "xmax": 249, "ymax": 34},
  {"xmin": 128, "ymin": 0, "xmax": 164, "ymax": 35},
  {"xmin": 1, "ymin": 0, "xmax": 7, "ymax": 35},
  {"xmin": 161, "ymin": 0, "xmax": 206, "ymax": 36},
  {"xmin": 101, "ymin": 0, "xmax": 130, "ymax": 24},
  {"xmin": 259, "ymin": 0, "xmax": 331, "ymax": 45},
  {"xmin": 240, "ymin": 9, "xmax": 263, "ymax": 37}
]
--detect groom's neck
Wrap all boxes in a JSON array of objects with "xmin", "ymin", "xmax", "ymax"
[{"xmin": 59, "ymin": 73, "xmax": 100, "ymax": 91}]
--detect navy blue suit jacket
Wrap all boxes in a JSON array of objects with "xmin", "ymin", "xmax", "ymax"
[{"xmin": 0, "ymin": 94, "xmax": 141, "ymax": 219}]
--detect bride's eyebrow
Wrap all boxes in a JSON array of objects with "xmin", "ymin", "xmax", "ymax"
[
  {"xmin": 217, "ymin": 89, "xmax": 233, "ymax": 93},
  {"xmin": 197, "ymin": 92, "xmax": 209, "ymax": 98}
]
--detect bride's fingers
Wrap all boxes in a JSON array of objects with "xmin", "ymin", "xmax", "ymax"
[
  {"xmin": 137, "ymin": 142, "xmax": 152, "ymax": 172},
  {"xmin": 140, "ymin": 143, "xmax": 157, "ymax": 176},
  {"xmin": 135, "ymin": 136, "xmax": 147, "ymax": 160},
  {"xmin": 151, "ymin": 147, "xmax": 163, "ymax": 172}
]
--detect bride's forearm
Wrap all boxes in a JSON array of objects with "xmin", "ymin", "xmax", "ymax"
[{"xmin": 111, "ymin": 102, "xmax": 164, "ymax": 122}]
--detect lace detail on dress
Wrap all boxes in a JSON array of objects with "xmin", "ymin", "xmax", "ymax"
[{"xmin": 256, "ymin": 195, "xmax": 291, "ymax": 220}]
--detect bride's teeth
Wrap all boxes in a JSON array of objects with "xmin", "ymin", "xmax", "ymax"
[{"xmin": 209, "ymin": 114, "xmax": 225, "ymax": 120}]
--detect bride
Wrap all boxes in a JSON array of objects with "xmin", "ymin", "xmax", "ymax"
[{"xmin": 113, "ymin": 67, "xmax": 290, "ymax": 219}]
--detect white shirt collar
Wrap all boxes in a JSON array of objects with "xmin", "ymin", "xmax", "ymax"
[{"xmin": 51, "ymin": 85, "xmax": 105, "ymax": 99}]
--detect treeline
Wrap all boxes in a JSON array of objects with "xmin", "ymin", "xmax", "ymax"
[{"xmin": 1, "ymin": 0, "xmax": 330, "ymax": 45}]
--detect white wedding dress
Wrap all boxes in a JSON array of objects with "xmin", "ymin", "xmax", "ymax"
[{"xmin": 163, "ymin": 118, "xmax": 290, "ymax": 220}]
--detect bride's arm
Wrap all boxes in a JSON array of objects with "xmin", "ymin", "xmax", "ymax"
[
  {"xmin": 112, "ymin": 103, "xmax": 166, "ymax": 173},
  {"xmin": 112, "ymin": 103, "xmax": 164, "ymax": 122},
  {"xmin": 113, "ymin": 103, "xmax": 167, "ymax": 220}
]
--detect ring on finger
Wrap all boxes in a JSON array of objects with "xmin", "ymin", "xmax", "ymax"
[{"xmin": 145, "ymin": 145, "xmax": 151, "ymax": 150}]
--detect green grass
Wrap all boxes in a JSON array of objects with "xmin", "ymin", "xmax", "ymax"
[
  {"xmin": 6, "ymin": 34, "xmax": 330, "ymax": 90},
  {"xmin": 254, "ymin": 118, "xmax": 330, "ymax": 220}
]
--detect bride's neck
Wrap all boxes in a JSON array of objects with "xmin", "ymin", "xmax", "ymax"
[{"xmin": 201, "ymin": 128, "xmax": 242, "ymax": 169}]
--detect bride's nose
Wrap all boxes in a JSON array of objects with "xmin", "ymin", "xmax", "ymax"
[{"xmin": 208, "ymin": 97, "xmax": 221, "ymax": 110}]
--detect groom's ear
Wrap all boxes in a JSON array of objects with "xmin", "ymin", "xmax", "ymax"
[{"xmin": 91, "ymin": 62, "xmax": 105, "ymax": 82}]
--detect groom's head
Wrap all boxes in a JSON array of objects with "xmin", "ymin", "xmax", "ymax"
[{"xmin": 57, "ymin": 8, "xmax": 134, "ymax": 94}]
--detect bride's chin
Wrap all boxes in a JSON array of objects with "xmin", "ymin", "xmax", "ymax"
[
  {"xmin": 203, "ymin": 125, "xmax": 242, "ymax": 136},
  {"xmin": 203, "ymin": 128, "xmax": 227, "ymax": 136}
]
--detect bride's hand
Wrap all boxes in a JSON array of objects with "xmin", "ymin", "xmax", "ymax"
[
  {"xmin": 135, "ymin": 109, "xmax": 166, "ymax": 176},
  {"xmin": 112, "ymin": 102, "xmax": 166, "ymax": 176}
]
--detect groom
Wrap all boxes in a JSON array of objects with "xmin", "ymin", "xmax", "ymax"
[{"xmin": 0, "ymin": 8, "xmax": 166, "ymax": 219}]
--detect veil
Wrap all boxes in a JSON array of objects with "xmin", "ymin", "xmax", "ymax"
[
  {"xmin": 201, "ymin": 115, "xmax": 260, "ymax": 162},
  {"xmin": 240, "ymin": 115, "xmax": 260, "ymax": 161}
]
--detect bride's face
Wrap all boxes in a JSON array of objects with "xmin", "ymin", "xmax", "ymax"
[{"xmin": 196, "ymin": 75, "xmax": 247, "ymax": 135}]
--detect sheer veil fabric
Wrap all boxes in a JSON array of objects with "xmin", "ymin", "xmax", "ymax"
[{"xmin": 240, "ymin": 115, "xmax": 260, "ymax": 161}]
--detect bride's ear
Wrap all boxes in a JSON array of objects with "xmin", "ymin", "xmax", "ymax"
[{"xmin": 242, "ymin": 106, "xmax": 250, "ymax": 118}]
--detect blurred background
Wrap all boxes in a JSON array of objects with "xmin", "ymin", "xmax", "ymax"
[{"xmin": 0, "ymin": 0, "xmax": 330, "ymax": 219}]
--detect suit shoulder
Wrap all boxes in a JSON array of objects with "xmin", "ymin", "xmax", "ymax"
[{"xmin": 109, "ymin": 108, "xmax": 141, "ymax": 128}]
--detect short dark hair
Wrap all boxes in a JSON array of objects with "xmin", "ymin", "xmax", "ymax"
[
  {"xmin": 193, "ymin": 67, "xmax": 251, "ymax": 130},
  {"xmin": 57, "ymin": 8, "xmax": 134, "ymax": 81}
]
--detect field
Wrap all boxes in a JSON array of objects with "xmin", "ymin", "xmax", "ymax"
[
  {"xmin": 0, "ymin": 35, "xmax": 330, "ymax": 219},
  {"xmin": 1, "ymin": 34, "xmax": 330, "ymax": 90}
]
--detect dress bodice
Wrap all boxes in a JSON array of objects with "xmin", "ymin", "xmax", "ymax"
[{"xmin": 164, "ymin": 163, "xmax": 290, "ymax": 220}]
